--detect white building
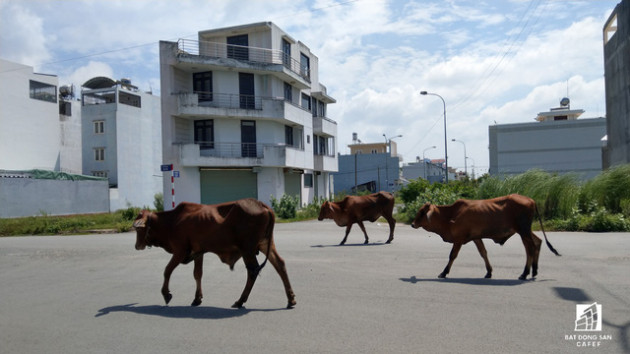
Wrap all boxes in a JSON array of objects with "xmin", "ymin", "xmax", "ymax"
[
  {"xmin": 0, "ymin": 59, "xmax": 82, "ymax": 172},
  {"xmin": 488, "ymin": 100, "xmax": 607, "ymax": 179},
  {"xmin": 159, "ymin": 22, "xmax": 337, "ymax": 208},
  {"xmin": 81, "ymin": 77, "xmax": 162, "ymax": 211}
]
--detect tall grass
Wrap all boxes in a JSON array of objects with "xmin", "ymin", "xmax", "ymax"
[
  {"xmin": 580, "ymin": 164, "xmax": 630, "ymax": 215},
  {"xmin": 477, "ymin": 170, "xmax": 580, "ymax": 219}
]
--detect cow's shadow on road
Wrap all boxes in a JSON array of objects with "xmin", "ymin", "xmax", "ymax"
[
  {"xmin": 399, "ymin": 276, "xmax": 549, "ymax": 286},
  {"xmin": 311, "ymin": 242, "xmax": 390, "ymax": 248},
  {"xmin": 95, "ymin": 303, "xmax": 285, "ymax": 319}
]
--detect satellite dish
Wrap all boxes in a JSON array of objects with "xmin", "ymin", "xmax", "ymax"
[{"xmin": 560, "ymin": 97, "xmax": 570, "ymax": 107}]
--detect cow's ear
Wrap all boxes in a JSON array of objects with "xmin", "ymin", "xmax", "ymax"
[
  {"xmin": 328, "ymin": 203, "xmax": 335, "ymax": 213},
  {"xmin": 133, "ymin": 213, "xmax": 147, "ymax": 228}
]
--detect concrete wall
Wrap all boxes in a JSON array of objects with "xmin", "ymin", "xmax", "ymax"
[
  {"xmin": 604, "ymin": 0, "xmax": 630, "ymax": 167},
  {"xmin": 0, "ymin": 178, "xmax": 109, "ymax": 218},
  {"xmin": 489, "ymin": 117, "xmax": 606, "ymax": 179},
  {"xmin": 335, "ymin": 153, "xmax": 400, "ymax": 194}
]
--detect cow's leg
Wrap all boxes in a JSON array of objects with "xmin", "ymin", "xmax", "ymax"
[
  {"xmin": 519, "ymin": 235, "xmax": 535, "ymax": 280},
  {"xmin": 357, "ymin": 221, "xmax": 369, "ymax": 244},
  {"xmin": 339, "ymin": 224, "xmax": 353, "ymax": 245},
  {"xmin": 191, "ymin": 255, "xmax": 204, "ymax": 307},
  {"xmin": 266, "ymin": 243, "xmax": 296, "ymax": 309},
  {"xmin": 473, "ymin": 239, "xmax": 493, "ymax": 278},
  {"xmin": 439, "ymin": 243, "xmax": 462, "ymax": 278},
  {"xmin": 232, "ymin": 254, "xmax": 259, "ymax": 309},
  {"xmin": 530, "ymin": 233, "xmax": 542, "ymax": 278},
  {"xmin": 384, "ymin": 214, "xmax": 395, "ymax": 244},
  {"xmin": 162, "ymin": 253, "xmax": 186, "ymax": 305}
]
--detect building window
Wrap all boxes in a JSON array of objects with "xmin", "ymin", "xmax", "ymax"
[
  {"xmin": 282, "ymin": 38, "xmax": 291, "ymax": 67},
  {"xmin": 29, "ymin": 80, "xmax": 57, "ymax": 103},
  {"xmin": 92, "ymin": 171, "xmax": 108, "ymax": 178},
  {"xmin": 227, "ymin": 34, "xmax": 249, "ymax": 60},
  {"xmin": 94, "ymin": 148, "xmax": 105, "ymax": 161},
  {"xmin": 119, "ymin": 91, "xmax": 141, "ymax": 107},
  {"xmin": 301, "ymin": 93, "xmax": 311, "ymax": 111},
  {"xmin": 94, "ymin": 121, "xmax": 105, "ymax": 134},
  {"xmin": 59, "ymin": 101, "xmax": 72, "ymax": 116},
  {"xmin": 194, "ymin": 120, "xmax": 214, "ymax": 149},
  {"xmin": 193, "ymin": 71, "xmax": 213, "ymax": 102},
  {"xmin": 304, "ymin": 173, "xmax": 313, "ymax": 188},
  {"xmin": 300, "ymin": 53, "xmax": 310, "ymax": 80},
  {"xmin": 285, "ymin": 125, "xmax": 294, "ymax": 147},
  {"xmin": 284, "ymin": 82, "xmax": 292, "ymax": 103}
]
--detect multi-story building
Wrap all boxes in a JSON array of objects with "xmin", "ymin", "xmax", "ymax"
[
  {"xmin": 81, "ymin": 76, "xmax": 162, "ymax": 211},
  {"xmin": 603, "ymin": 0, "xmax": 630, "ymax": 167},
  {"xmin": 159, "ymin": 22, "xmax": 337, "ymax": 208},
  {"xmin": 334, "ymin": 134, "xmax": 401, "ymax": 194},
  {"xmin": 488, "ymin": 100, "xmax": 606, "ymax": 179}
]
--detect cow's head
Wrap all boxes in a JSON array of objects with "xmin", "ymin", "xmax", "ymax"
[
  {"xmin": 318, "ymin": 201, "xmax": 334, "ymax": 221},
  {"xmin": 411, "ymin": 203, "xmax": 432, "ymax": 229},
  {"xmin": 132, "ymin": 210, "xmax": 151, "ymax": 250}
]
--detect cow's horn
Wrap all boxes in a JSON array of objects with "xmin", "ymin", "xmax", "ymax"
[{"xmin": 133, "ymin": 218, "xmax": 146, "ymax": 228}]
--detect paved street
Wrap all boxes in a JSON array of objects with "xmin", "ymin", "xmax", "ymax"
[{"xmin": 0, "ymin": 220, "xmax": 628, "ymax": 353}]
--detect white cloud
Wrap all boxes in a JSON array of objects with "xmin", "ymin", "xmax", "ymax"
[{"xmin": 0, "ymin": 2, "xmax": 51, "ymax": 66}]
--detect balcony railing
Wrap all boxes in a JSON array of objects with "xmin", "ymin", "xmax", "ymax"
[
  {"xmin": 177, "ymin": 39, "xmax": 310, "ymax": 83},
  {"xmin": 193, "ymin": 142, "xmax": 304, "ymax": 159},
  {"xmin": 191, "ymin": 92, "xmax": 263, "ymax": 110}
]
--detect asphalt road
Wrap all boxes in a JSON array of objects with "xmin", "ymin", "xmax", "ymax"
[{"xmin": 0, "ymin": 220, "xmax": 628, "ymax": 354}]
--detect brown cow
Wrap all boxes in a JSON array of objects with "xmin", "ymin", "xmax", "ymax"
[
  {"xmin": 411, "ymin": 194, "xmax": 560, "ymax": 280},
  {"xmin": 318, "ymin": 191, "xmax": 396, "ymax": 245},
  {"xmin": 132, "ymin": 199, "xmax": 296, "ymax": 309}
]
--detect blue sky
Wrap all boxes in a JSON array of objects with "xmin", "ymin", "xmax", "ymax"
[{"xmin": 0, "ymin": 0, "xmax": 620, "ymax": 176}]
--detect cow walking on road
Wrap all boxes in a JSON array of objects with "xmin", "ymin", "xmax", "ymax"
[
  {"xmin": 411, "ymin": 194, "xmax": 560, "ymax": 280},
  {"xmin": 132, "ymin": 199, "xmax": 296, "ymax": 309},
  {"xmin": 318, "ymin": 191, "xmax": 396, "ymax": 245}
]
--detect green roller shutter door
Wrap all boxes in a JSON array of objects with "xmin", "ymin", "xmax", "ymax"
[{"xmin": 200, "ymin": 169, "xmax": 257, "ymax": 205}]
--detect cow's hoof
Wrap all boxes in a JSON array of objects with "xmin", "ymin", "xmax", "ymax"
[
  {"xmin": 484, "ymin": 273, "xmax": 492, "ymax": 279},
  {"xmin": 163, "ymin": 292, "xmax": 173, "ymax": 305},
  {"xmin": 191, "ymin": 298, "xmax": 202, "ymax": 307},
  {"xmin": 438, "ymin": 273, "xmax": 447, "ymax": 279},
  {"xmin": 363, "ymin": 240, "xmax": 369, "ymax": 245},
  {"xmin": 287, "ymin": 300, "xmax": 296, "ymax": 309},
  {"xmin": 231, "ymin": 301, "xmax": 244, "ymax": 309},
  {"xmin": 339, "ymin": 242, "xmax": 345, "ymax": 246},
  {"xmin": 518, "ymin": 275, "xmax": 527, "ymax": 281},
  {"xmin": 386, "ymin": 239, "xmax": 393, "ymax": 244}
]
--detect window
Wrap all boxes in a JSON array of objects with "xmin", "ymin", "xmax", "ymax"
[
  {"xmin": 94, "ymin": 148, "xmax": 105, "ymax": 161},
  {"xmin": 94, "ymin": 121, "xmax": 104, "ymax": 134},
  {"xmin": 284, "ymin": 82, "xmax": 292, "ymax": 103},
  {"xmin": 301, "ymin": 93, "xmax": 311, "ymax": 111},
  {"xmin": 194, "ymin": 120, "xmax": 214, "ymax": 149},
  {"xmin": 59, "ymin": 101, "xmax": 71, "ymax": 116},
  {"xmin": 300, "ymin": 53, "xmax": 310, "ymax": 80},
  {"xmin": 29, "ymin": 80, "xmax": 57, "ymax": 103},
  {"xmin": 285, "ymin": 125, "xmax": 294, "ymax": 147},
  {"xmin": 227, "ymin": 34, "xmax": 249, "ymax": 60},
  {"xmin": 282, "ymin": 39, "xmax": 291, "ymax": 67},
  {"xmin": 193, "ymin": 72, "xmax": 213, "ymax": 102},
  {"xmin": 304, "ymin": 173, "xmax": 313, "ymax": 188},
  {"xmin": 119, "ymin": 92, "xmax": 141, "ymax": 107},
  {"xmin": 92, "ymin": 171, "xmax": 108, "ymax": 178}
]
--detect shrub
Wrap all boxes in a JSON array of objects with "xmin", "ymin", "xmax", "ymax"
[
  {"xmin": 270, "ymin": 194, "xmax": 299, "ymax": 219},
  {"xmin": 154, "ymin": 193, "xmax": 164, "ymax": 212}
]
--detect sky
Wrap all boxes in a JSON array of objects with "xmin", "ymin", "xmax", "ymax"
[{"xmin": 0, "ymin": 0, "xmax": 620, "ymax": 176}]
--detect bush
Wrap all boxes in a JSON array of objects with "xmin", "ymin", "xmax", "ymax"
[
  {"xmin": 154, "ymin": 193, "xmax": 164, "ymax": 212},
  {"xmin": 270, "ymin": 194, "xmax": 299, "ymax": 219}
]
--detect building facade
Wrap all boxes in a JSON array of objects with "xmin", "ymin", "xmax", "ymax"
[
  {"xmin": 488, "ymin": 102, "xmax": 606, "ymax": 179},
  {"xmin": 159, "ymin": 22, "xmax": 337, "ymax": 208},
  {"xmin": 81, "ymin": 77, "xmax": 162, "ymax": 211},
  {"xmin": 603, "ymin": 0, "xmax": 630, "ymax": 167},
  {"xmin": 402, "ymin": 159, "xmax": 450, "ymax": 184}
]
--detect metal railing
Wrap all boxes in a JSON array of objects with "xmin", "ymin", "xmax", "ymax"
[
  {"xmin": 191, "ymin": 92, "xmax": 263, "ymax": 110},
  {"xmin": 194, "ymin": 142, "xmax": 304, "ymax": 159},
  {"xmin": 177, "ymin": 39, "xmax": 310, "ymax": 83}
]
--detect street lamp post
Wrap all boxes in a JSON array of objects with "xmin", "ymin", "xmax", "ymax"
[
  {"xmin": 420, "ymin": 91, "xmax": 448, "ymax": 183},
  {"xmin": 451, "ymin": 138, "xmax": 467, "ymax": 178},
  {"xmin": 422, "ymin": 146, "xmax": 436, "ymax": 179},
  {"xmin": 383, "ymin": 134, "xmax": 402, "ymax": 192}
]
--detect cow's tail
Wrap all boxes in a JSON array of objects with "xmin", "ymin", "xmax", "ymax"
[
  {"xmin": 255, "ymin": 209, "xmax": 275, "ymax": 276},
  {"xmin": 535, "ymin": 204, "xmax": 561, "ymax": 256}
]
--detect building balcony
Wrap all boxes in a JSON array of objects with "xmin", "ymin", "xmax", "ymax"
[
  {"xmin": 313, "ymin": 115, "xmax": 337, "ymax": 136},
  {"xmin": 176, "ymin": 39, "xmax": 310, "ymax": 89},
  {"xmin": 179, "ymin": 142, "xmax": 309, "ymax": 169},
  {"xmin": 175, "ymin": 92, "xmax": 312, "ymax": 126},
  {"xmin": 314, "ymin": 154, "xmax": 338, "ymax": 172}
]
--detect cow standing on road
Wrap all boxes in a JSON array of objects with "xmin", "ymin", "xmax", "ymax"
[
  {"xmin": 411, "ymin": 194, "xmax": 560, "ymax": 280},
  {"xmin": 132, "ymin": 199, "xmax": 296, "ymax": 309},
  {"xmin": 318, "ymin": 191, "xmax": 396, "ymax": 245}
]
